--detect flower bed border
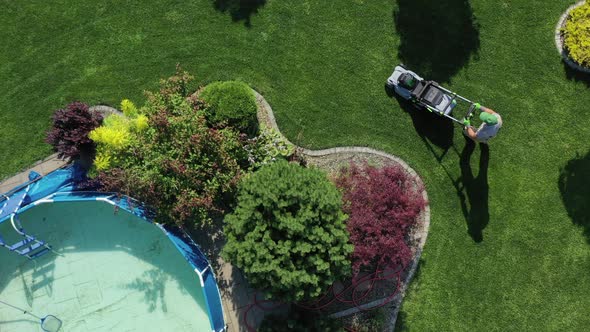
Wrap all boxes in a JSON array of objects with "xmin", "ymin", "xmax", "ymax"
[{"xmin": 555, "ymin": 0, "xmax": 590, "ymax": 74}]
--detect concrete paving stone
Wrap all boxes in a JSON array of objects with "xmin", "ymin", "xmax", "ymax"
[
  {"xmin": 39, "ymin": 159, "xmax": 67, "ymax": 174},
  {"xmin": 222, "ymin": 286, "xmax": 252, "ymax": 312},
  {"xmin": 217, "ymin": 261, "xmax": 245, "ymax": 287},
  {"xmin": 0, "ymin": 174, "xmax": 27, "ymax": 193},
  {"xmin": 0, "ymin": 181, "xmax": 17, "ymax": 193},
  {"xmin": 28, "ymin": 165, "xmax": 46, "ymax": 177}
]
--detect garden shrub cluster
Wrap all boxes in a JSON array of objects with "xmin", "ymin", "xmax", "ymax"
[
  {"xmin": 46, "ymin": 101, "xmax": 103, "ymax": 160},
  {"xmin": 336, "ymin": 162, "xmax": 426, "ymax": 274},
  {"xmin": 563, "ymin": 2, "xmax": 590, "ymax": 67},
  {"xmin": 223, "ymin": 160, "xmax": 353, "ymax": 301},
  {"xmin": 96, "ymin": 69, "xmax": 250, "ymax": 227},
  {"xmin": 200, "ymin": 80, "xmax": 258, "ymax": 136}
]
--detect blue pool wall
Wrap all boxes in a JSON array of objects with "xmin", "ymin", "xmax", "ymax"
[{"xmin": 0, "ymin": 165, "xmax": 226, "ymax": 332}]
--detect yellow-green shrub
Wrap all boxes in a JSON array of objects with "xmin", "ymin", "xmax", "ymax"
[
  {"xmin": 89, "ymin": 99, "xmax": 148, "ymax": 171},
  {"xmin": 563, "ymin": 3, "xmax": 590, "ymax": 66},
  {"xmin": 134, "ymin": 114, "xmax": 149, "ymax": 131},
  {"xmin": 121, "ymin": 99, "xmax": 139, "ymax": 117},
  {"xmin": 90, "ymin": 116, "xmax": 130, "ymax": 149}
]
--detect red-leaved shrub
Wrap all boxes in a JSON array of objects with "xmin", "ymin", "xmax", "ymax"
[
  {"xmin": 335, "ymin": 162, "xmax": 426, "ymax": 274},
  {"xmin": 45, "ymin": 101, "xmax": 103, "ymax": 159}
]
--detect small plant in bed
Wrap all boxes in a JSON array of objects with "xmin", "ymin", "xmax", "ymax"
[
  {"xmin": 243, "ymin": 125, "xmax": 295, "ymax": 167},
  {"xmin": 200, "ymin": 80, "xmax": 258, "ymax": 136},
  {"xmin": 45, "ymin": 101, "xmax": 103, "ymax": 160},
  {"xmin": 335, "ymin": 162, "xmax": 426, "ymax": 274},
  {"xmin": 563, "ymin": 2, "xmax": 590, "ymax": 67}
]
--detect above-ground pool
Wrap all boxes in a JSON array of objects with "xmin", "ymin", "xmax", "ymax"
[{"xmin": 0, "ymin": 198, "xmax": 220, "ymax": 331}]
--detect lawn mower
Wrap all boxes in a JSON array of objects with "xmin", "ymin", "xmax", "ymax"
[{"xmin": 386, "ymin": 64, "xmax": 478, "ymax": 125}]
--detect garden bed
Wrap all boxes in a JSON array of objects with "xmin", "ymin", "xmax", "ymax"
[{"xmin": 254, "ymin": 90, "xmax": 430, "ymax": 330}]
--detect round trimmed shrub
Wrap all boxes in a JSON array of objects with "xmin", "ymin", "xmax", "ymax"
[
  {"xmin": 200, "ymin": 81, "xmax": 258, "ymax": 135},
  {"xmin": 223, "ymin": 160, "xmax": 353, "ymax": 301},
  {"xmin": 563, "ymin": 2, "xmax": 590, "ymax": 67}
]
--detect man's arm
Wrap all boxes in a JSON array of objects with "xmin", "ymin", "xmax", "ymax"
[
  {"xmin": 480, "ymin": 105, "xmax": 497, "ymax": 115},
  {"xmin": 465, "ymin": 126, "xmax": 478, "ymax": 141}
]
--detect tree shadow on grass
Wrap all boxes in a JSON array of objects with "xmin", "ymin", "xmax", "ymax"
[
  {"xmin": 213, "ymin": 0, "xmax": 266, "ymax": 27},
  {"xmin": 394, "ymin": 0, "xmax": 480, "ymax": 83},
  {"xmin": 559, "ymin": 151, "xmax": 590, "ymax": 242}
]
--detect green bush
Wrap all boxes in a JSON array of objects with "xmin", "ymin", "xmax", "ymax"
[
  {"xmin": 563, "ymin": 3, "xmax": 590, "ymax": 66},
  {"xmin": 223, "ymin": 160, "xmax": 353, "ymax": 302},
  {"xmin": 200, "ymin": 81, "xmax": 258, "ymax": 135},
  {"xmin": 97, "ymin": 69, "xmax": 250, "ymax": 227}
]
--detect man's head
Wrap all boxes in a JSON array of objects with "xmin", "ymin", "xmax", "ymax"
[{"xmin": 479, "ymin": 112, "xmax": 498, "ymax": 125}]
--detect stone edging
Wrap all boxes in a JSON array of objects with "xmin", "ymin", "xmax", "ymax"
[
  {"xmin": 555, "ymin": 0, "xmax": 590, "ymax": 73},
  {"xmin": 253, "ymin": 89, "xmax": 430, "ymax": 330},
  {"xmin": 89, "ymin": 105, "xmax": 123, "ymax": 117}
]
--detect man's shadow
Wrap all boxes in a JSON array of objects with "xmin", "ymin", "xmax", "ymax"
[{"xmin": 458, "ymin": 137, "xmax": 490, "ymax": 242}]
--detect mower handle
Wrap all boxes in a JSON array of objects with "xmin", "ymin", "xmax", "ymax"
[{"xmin": 466, "ymin": 104, "xmax": 477, "ymax": 119}]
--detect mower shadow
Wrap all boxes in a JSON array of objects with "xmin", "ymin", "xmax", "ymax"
[
  {"xmin": 394, "ymin": 0, "xmax": 480, "ymax": 83},
  {"xmin": 385, "ymin": 85, "xmax": 491, "ymax": 242},
  {"xmin": 386, "ymin": 85, "xmax": 454, "ymax": 156},
  {"xmin": 458, "ymin": 138, "xmax": 489, "ymax": 243},
  {"xmin": 558, "ymin": 150, "xmax": 590, "ymax": 243},
  {"xmin": 212, "ymin": 0, "xmax": 266, "ymax": 27}
]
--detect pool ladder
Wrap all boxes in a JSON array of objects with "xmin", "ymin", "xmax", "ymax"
[{"xmin": 0, "ymin": 214, "xmax": 52, "ymax": 260}]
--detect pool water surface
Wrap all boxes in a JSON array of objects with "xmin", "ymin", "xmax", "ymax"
[{"xmin": 0, "ymin": 201, "xmax": 211, "ymax": 331}]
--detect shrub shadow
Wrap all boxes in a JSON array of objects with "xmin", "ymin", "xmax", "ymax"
[
  {"xmin": 394, "ymin": 0, "xmax": 480, "ymax": 83},
  {"xmin": 213, "ymin": 0, "xmax": 267, "ymax": 27},
  {"xmin": 124, "ymin": 268, "xmax": 169, "ymax": 313},
  {"xmin": 563, "ymin": 61, "xmax": 590, "ymax": 87},
  {"xmin": 559, "ymin": 151, "xmax": 590, "ymax": 242}
]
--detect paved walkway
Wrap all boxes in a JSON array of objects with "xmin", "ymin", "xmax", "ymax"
[{"xmin": 0, "ymin": 153, "xmax": 66, "ymax": 194}]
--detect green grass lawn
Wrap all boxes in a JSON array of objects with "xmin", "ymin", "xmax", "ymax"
[{"xmin": 2, "ymin": 0, "xmax": 589, "ymax": 330}]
